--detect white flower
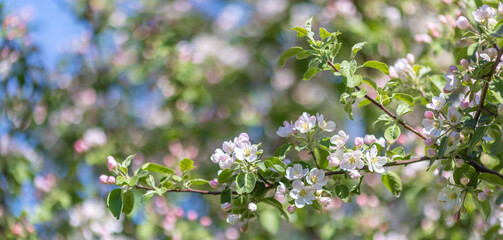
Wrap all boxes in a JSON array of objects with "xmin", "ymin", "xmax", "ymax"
[
  {"xmin": 327, "ymin": 148, "xmax": 343, "ymax": 167},
  {"xmin": 226, "ymin": 214, "xmax": 240, "ymax": 224},
  {"xmin": 276, "ymin": 182, "xmax": 287, "ymax": 195},
  {"xmin": 277, "ymin": 121, "xmax": 295, "ymax": 137},
  {"xmin": 318, "ymin": 197, "xmax": 332, "ymax": 208},
  {"xmin": 234, "ymin": 142, "xmax": 258, "ymax": 162},
  {"xmin": 222, "ymin": 141, "xmax": 234, "ymax": 154},
  {"xmin": 443, "ymin": 74, "xmax": 458, "ymax": 93},
  {"xmin": 392, "ymin": 58, "xmax": 412, "ymax": 75},
  {"xmin": 248, "ymin": 202, "xmax": 257, "ymax": 212},
  {"xmin": 437, "ymin": 187, "xmax": 461, "ymax": 210},
  {"xmin": 330, "ymin": 130, "xmax": 349, "ymax": 148},
  {"xmin": 294, "ymin": 112, "xmax": 316, "ymax": 133},
  {"xmin": 365, "ymin": 145, "xmax": 387, "ymax": 173},
  {"xmin": 363, "ymin": 135, "xmax": 377, "ymax": 145},
  {"xmin": 233, "ymin": 133, "xmax": 250, "ymax": 145},
  {"xmin": 286, "ymin": 164, "xmax": 308, "ymax": 180},
  {"xmin": 447, "ymin": 106, "xmax": 462, "ymax": 125},
  {"xmin": 422, "ymin": 118, "xmax": 443, "ymax": 137},
  {"xmin": 472, "ymin": 4, "xmax": 496, "ymax": 23},
  {"xmin": 316, "ymin": 113, "xmax": 336, "ymax": 132},
  {"xmin": 426, "ymin": 94, "xmax": 446, "ymax": 110},
  {"xmin": 289, "ymin": 180, "xmax": 316, "ymax": 208},
  {"xmin": 340, "ymin": 150, "xmax": 364, "ymax": 171},
  {"xmin": 306, "ymin": 168, "xmax": 328, "ymax": 190},
  {"xmin": 210, "ymin": 149, "xmax": 235, "ymax": 169},
  {"xmin": 376, "ymin": 137, "xmax": 386, "ymax": 148}
]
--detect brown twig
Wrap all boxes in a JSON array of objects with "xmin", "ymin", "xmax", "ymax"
[
  {"xmin": 473, "ymin": 44, "xmax": 502, "ymax": 122},
  {"xmin": 135, "ymin": 184, "xmax": 225, "ymax": 195},
  {"xmin": 326, "ymin": 60, "xmax": 427, "ymax": 140},
  {"xmin": 309, "ymin": 149, "xmax": 321, "ymax": 169}
]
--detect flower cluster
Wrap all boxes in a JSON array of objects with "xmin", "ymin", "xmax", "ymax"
[
  {"xmin": 280, "ymin": 164, "xmax": 328, "ymax": 208},
  {"xmin": 276, "ymin": 112, "xmax": 335, "ymax": 137},
  {"xmin": 210, "ymin": 133, "xmax": 262, "ymax": 169}
]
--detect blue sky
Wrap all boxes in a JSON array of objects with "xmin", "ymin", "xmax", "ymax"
[{"xmin": 3, "ymin": 0, "xmax": 88, "ymax": 69}]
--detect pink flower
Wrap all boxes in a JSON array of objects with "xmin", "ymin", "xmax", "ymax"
[
  {"xmin": 424, "ymin": 111, "xmax": 434, "ymax": 119},
  {"xmin": 209, "ymin": 178, "xmax": 219, "ymax": 188},
  {"xmin": 349, "ymin": 170, "xmax": 361, "ymax": 179},
  {"xmin": 99, "ymin": 175, "xmax": 108, "ymax": 184},
  {"xmin": 107, "ymin": 176, "xmax": 116, "ymax": 185},
  {"xmin": 287, "ymin": 205, "xmax": 296, "ymax": 214},
  {"xmin": 354, "ymin": 137, "xmax": 364, "ymax": 148}
]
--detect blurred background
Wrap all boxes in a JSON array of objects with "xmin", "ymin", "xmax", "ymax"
[{"xmin": 0, "ymin": 0, "xmax": 493, "ymax": 239}]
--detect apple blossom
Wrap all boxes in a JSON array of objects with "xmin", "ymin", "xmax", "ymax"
[
  {"xmin": 427, "ymin": 148, "xmax": 437, "ymax": 158},
  {"xmin": 306, "ymin": 168, "xmax": 328, "ymax": 190},
  {"xmin": 424, "ymin": 138, "xmax": 435, "ymax": 147},
  {"xmin": 222, "ymin": 140, "xmax": 234, "ymax": 154},
  {"xmin": 316, "ymin": 113, "xmax": 336, "ymax": 132},
  {"xmin": 354, "ymin": 137, "xmax": 364, "ymax": 148},
  {"xmin": 226, "ymin": 214, "xmax": 240, "ymax": 225},
  {"xmin": 364, "ymin": 134, "xmax": 377, "ymax": 145},
  {"xmin": 234, "ymin": 141, "xmax": 258, "ymax": 162},
  {"xmin": 318, "ymin": 197, "xmax": 332, "ymax": 208},
  {"xmin": 449, "ymin": 131, "xmax": 460, "ymax": 142},
  {"xmin": 460, "ymin": 177, "xmax": 470, "ymax": 186},
  {"xmin": 327, "ymin": 149, "xmax": 342, "ymax": 167},
  {"xmin": 443, "ymin": 74, "xmax": 458, "ymax": 93},
  {"xmin": 107, "ymin": 156, "xmax": 117, "ymax": 171},
  {"xmin": 438, "ymin": 187, "xmax": 461, "ymax": 210},
  {"xmin": 276, "ymin": 182, "xmax": 287, "ymax": 195},
  {"xmin": 209, "ymin": 179, "xmax": 219, "ymax": 188},
  {"xmin": 424, "ymin": 111, "xmax": 434, "ymax": 119},
  {"xmin": 107, "ymin": 176, "xmax": 116, "ymax": 185},
  {"xmin": 426, "ymin": 94, "xmax": 446, "ymax": 110},
  {"xmin": 349, "ymin": 170, "xmax": 361, "ymax": 179},
  {"xmin": 330, "ymin": 130, "xmax": 349, "ymax": 148},
  {"xmin": 341, "ymin": 150, "xmax": 364, "ymax": 171},
  {"xmin": 456, "ymin": 16, "xmax": 470, "ymax": 30},
  {"xmin": 376, "ymin": 137, "xmax": 386, "ymax": 147},
  {"xmin": 290, "ymin": 180, "xmax": 316, "ymax": 208},
  {"xmin": 455, "ymin": 159, "xmax": 464, "ymax": 168},
  {"xmin": 287, "ymin": 205, "xmax": 296, "ymax": 214},
  {"xmin": 472, "ymin": 5, "xmax": 496, "ymax": 23},
  {"xmin": 447, "ymin": 106, "xmax": 462, "ymax": 125},
  {"xmin": 277, "ymin": 121, "xmax": 295, "ymax": 137},
  {"xmin": 422, "ymin": 118, "xmax": 443, "ymax": 137},
  {"xmin": 221, "ymin": 202, "xmax": 232, "ymax": 211},
  {"xmin": 460, "ymin": 100, "xmax": 469, "ymax": 110},
  {"xmin": 294, "ymin": 112, "xmax": 316, "ymax": 133},
  {"xmin": 99, "ymin": 175, "xmax": 108, "ymax": 184},
  {"xmin": 365, "ymin": 145, "xmax": 387, "ymax": 173},
  {"xmin": 286, "ymin": 164, "xmax": 309, "ymax": 180},
  {"xmin": 460, "ymin": 59, "xmax": 469, "ymax": 69},
  {"xmin": 453, "ymin": 212, "xmax": 460, "ymax": 223},
  {"xmin": 248, "ymin": 202, "xmax": 257, "ymax": 212},
  {"xmin": 406, "ymin": 53, "xmax": 415, "ymax": 64},
  {"xmin": 499, "ymin": 2, "xmax": 503, "ymax": 15}
]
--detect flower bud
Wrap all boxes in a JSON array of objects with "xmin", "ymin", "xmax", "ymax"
[
  {"xmin": 443, "ymin": 87, "xmax": 453, "ymax": 94},
  {"xmin": 460, "ymin": 100, "xmax": 469, "ymax": 110},
  {"xmin": 460, "ymin": 59, "xmax": 469, "ymax": 69},
  {"xmin": 449, "ymin": 131, "xmax": 460, "ymax": 142},
  {"xmin": 328, "ymin": 156, "xmax": 340, "ymax": 168},
  {"xmin": 99, "ymin": 175, "xmax": 108, "ymax": 184},
  {"xmin": 318, "ymin": 197, "xmax": 332, "ymax": 208},
  {"xmin": 364, "ymin": 135, "xmax": 377, "ymax": 145},
  {"xmin": 483, "ymin": 188, "xmax": 491, "ymax": 196},
  {"xmin": 449, "ymin": 66, "xmax": 458, "ymax": 73},
  {"xmin": 107, "ymin": 176, "xmax": 116, "ymax": 185},
  {"xmin": 426, "ymin": 148, "xmax": 437, "ymax": 158},
  {"xmin": 499, "ymin": 2, "xmax": 503, "ymax": 15},
  {"xmin": 460, "ymin": 177, "xmax": 470, "ymax": 185},
  {"xmin": 107, "ymin": 156, "xmax": 117, "ymax": 171},
  {"xmin": 240, "ymin": 224, "xmax": 248, "ymax": 233},
  {"xmin": 498, "ymin": 104, "xmax": 503, "ymax": 115},
  {"xmin": 453, "ymin": 212, "xmax": 461, "ymax": 223},
  {"xmin": 478, "ymin": 192, "xmax": 488, "ymax": 201},
  {"xmin": 221, "ymin": 202, "xmax": 232, "ymax": 211},
  {"xmin": 488, "ymin": 48, "xmax": 498, "ymax": 60},
  {"xmin": 354, "ymin": 137, "xmax": 364, "ymax": 148},
  {"xmin": 456, "ymin": 16, "xmax": 471, "ymax": 30},
  {"xmin": 226, "ymin": 214, "xmax": 240, "ymax": 225},
  {"xmin": 455, "ymin": 159, "xmax": 464, "ymax": 168},
  {"xmin": 349, "ymin": 170, "xmax": 361, "ymax": 179},
  {"xmin": 424, "ymin": 138, "xmax": 435, "ymax": 147},
  {"xmin": 287, "ymin": 205, "xmax": 296, "ymax": 214},
  {"xmin": 276, "ymin": 182, "xmax": 287, "ymax": 195},
  {"xmin": 248, "ymin": 202, "xmax": 257, "ymax": 212},
  {"xmin": 406, "ymin": 53, "xmax": 415, "ymax": 64},
  {"xmin": 436, "ymin": 176, "xmax": 448, "ymax": 185},
  {"xmin": 424, "ymin": 111, "xmax": 434, "ymax": 119},
  {"xmin": 209, "ymin": 178, "xmax": 219, "ymax": 188}
]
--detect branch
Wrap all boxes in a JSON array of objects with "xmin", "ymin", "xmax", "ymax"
[
  {"xmin": 135, "ymin": 184, "xmax": 226, "ymax": 195},
  {"xmin": 309, "ymin": 149, "xmax": 321, "ymax": 169},
  {"xmin": 325, "ymin": 156, "xmax": 431, "ymax": 175},
  {"xmin": 467, "ymin": 160, "xmax": 503, "ymax": 180},
  {"xmin": 326, "ymin": 60, "xmax": 426, "ymax": 140}
]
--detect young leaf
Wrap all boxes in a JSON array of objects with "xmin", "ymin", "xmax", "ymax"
[
  {"xmin": 393, "ymin": 93, "xmax": 414, "ymax": 106},
  {"xmin": 335, "ymin": 184, "xmax": 349, "ymax": 202},
  {"xmin": 351, "ymin": 42, "xmax": 367, "ymax": 60},
  {"xmin": 107, "ymin": 189, "xmax": 123, "ymax": 220},
  {"xmin": 291, "ymin": 27, "xmax": 308, "ymax": 38},
  {"xmin": 279, "ymin": 47, "xmax": 304, "ymax": 66},
  {"xmin": 141, "ymin": 163, "xmax": 175, "ymax": 174},
  {"xmin": 274, "ymin": 143, "xmax": 294, "ymax": 160},
  {"xmin": 260, "ymin": 198, "xmax": 289, "ymax": 221},
  {"xmin": 188, "ymin": 178, "xmax": 209, "ymax": 185},
  {"xmin": 381, "ymin": 172, "xmax": 402, "ymax": 197},
  {"xmin": 468, "ymin": 126, "xmax": 487, "ymax": 154},
  {"xmin": 180, "ymin": 158, "xmax": 195, "ymax": 172},
  {"xmin": 218, "ymin": 169, "xmax": 234, "ymax": 183},
  {"xmin": 319, "ymin": 27, "xmax": 331, "ymax": 39},
  {"xmin": 396, "ymin": 104, "xmax": 412, "ymax": 117},
  {"xmin": 303, "ymin": 66, "xmax": 319, "ymax": 80},
  {"xmin": 221, "ymin": 188, "xmax": 231, "ymax": 204},
  {"xmin": 384, "ymin": 125, "xmax": 401, "ymax": 143},
  {"xmin": 472, "ymin": 194, "xmax": 491, "ymax": 221},
  {"xmin": 122, "ymin": 190, "xmax": 135, "ymax": 214},
  {"xmin": 363, "ymin": 60, "xmax": 389, "ymax": 75},
  {"xmin": 236, "ymin": 173, "xmax": 257, "ymax": 194},
  {"xmin": 123, "ymin": 155, "xmax": 135, "ymax": 168}
]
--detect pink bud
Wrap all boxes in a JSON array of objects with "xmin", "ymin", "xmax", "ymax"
[
  {"xmin": 499, "ymin": 3, "xmax": 503, "ymax": 15},
  {"xmin": 328, "ymin": 156, "xmax": 340, "ymax": 168},
  {"xmin": 209, "ymin": 179, "xmax": 219, "ymax": 188},
  {"xmin": 187, "ymin": 210, "xmax": 198, "ymax": 221},
  {"xmin": 455, "ymin": 159, "xmax": 464, "ymax": 168},
  {"xmin": 221, "ymin": 202, "xmax": 232, "ymax": 211},
  {"xmin": 443, "ymin": 87, "xmax": 452, "ymax": 94},
  {"xmin": 287, "ymin": 205, "xmax": 296, "ymax": 214},
  {"xmin": 478, "ymin": 192, "xmax": 487, "ymax": 201},
  {"xmin": 460, "ymin": 177, "xmax": 470, "ymax": 185},
  {"xmin": 460, "ymin": 59, "xmax": 469, "ymax": 69},
  {"xmin": 349, "ymin": 170, "xmax": 361, "ymax": 179},
  {"xmin": 426, "ymin": 148, "xmax": 437, "ymax": 158},
  {"xmin": 453, "ymin": 212, "xmax": 460, "ymax": 222},
  {"xmin": 424, "ymin": 138, "xmax": 435, "ymax": 147},
  {"xmin": 248, "ymin": 202, "xmax": 257, "ymax": 212},
  {"xmin": 406, "ymin": 53, "xmax": 415, "ymax": 64},
  {"xmin": 460, "ymin": 100, "xmax": 469, "ymax": 109},
  {"xmin": 424, "ymin": 111, "xmax": 434, "ymax": 119},
  {"xmin": 107, "ymin": 176, "xmax": 116, "ymax": 185},
  {"xmin": 107, "ymin": 156, "xmax": 117, "ymax": 171},
  {"xmin": 99, "ymin": 175, "xmax": 108, "ymax": 184},
  {"xmin": 449, "ymin": 66, "xmax": 457, "ymax": 74},
  {"xmin": 456, "ymin": 16, "xmax": 470, "ymax": 30},
  {"xmin": 363, "ymin": 135, "xmax": 377, "ymax": 145},
  {"xmin": 389, "ymin": 67, "xmax": 398, "ymax": 78},
  {"xmin": 354, "ymin": 137, "xmax": 364, "ymax": 148}
]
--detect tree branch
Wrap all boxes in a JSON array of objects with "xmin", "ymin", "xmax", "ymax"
[
  {"xmin": 326, "ymin": 60, "xmax": 426, "ymax": 140},
  {"xmin": 325, "ymin": 156, "xmax": 432, "ymax": 176},
  {"xmin": 473, "ymin": 44, "xmax": 502, "ymax": 122}
]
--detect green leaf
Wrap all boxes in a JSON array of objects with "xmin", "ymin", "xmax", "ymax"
[
  {"xmin": 489, "ymin": 76, "xmax": 503, "ymax": 104},
  {"xmin": 496, "ymin": 192, "xmax": 503, "ymax": 205},
  {"xmin": 256, "ymin": 162, "xmax": 267, "ymax": 172},
  {"xmin": 363, "ymin": 60, "xmax": 389, "ymax": 75},
  {"xmin": 490, "ymin": 135, "xmax": 503, "ymax": 155},
  {"xmin": 221, "ymin": 188, "xmax": 231, "ymax": 204},
  {"xmin": 468, "ymin": 126, "xmax": 487, "ymax": 154},
  {"xmin": 265, "ymin": 159, "xmax": 286, "ymax": 173},
  {"xmin": 218, "ymin": 169, "xmax": 234, "ymax": 183},
  {"xmin": 296, "ymin": 50, "xmax": 311, "ymax": 60},
  {"xmin": 278, "ymin": 47, "xmax": 303, "ymax": 66},
  {"xmin": 396, "ymin": 104, "xmax": 412, "ymax": 117},
  {"xmin": 335, "ymin": 184, "xmax": 349, "ymax": 202},
  {"xmin": 393, "ymin": 93, "xmax": 414, "ymax": 106},
  {"xmin": 314, "ymin": 147, "xmax": 330, "ymax": 169},
  {"xmin": 478, "ymin": 173, "xmax": 503, "ymax": 186},
  {"xmin": 472, "ymin": 194, "xmax": 491, "ymax": 221},
  {"xmin": 291, "ymin": 27, "xmax": 308, "ymax": 38},
  {"xmin": 319, "ymin": 27, "xmax": 331, "ymax": 39},
  {"xmin": 122, "ymin": 190, "xmax": 135, "ymax": 214},
  {"xmin": 141, "ymin": 163, "xmax": 175, "ymax": 175},
  {"xmin": 350, "ymin": 176, "xmax": 364, "ymax": 195},
  {"xmin": 453, "ymin": 164, "xmax": 478, "ymax": 187},
  {"xmin": 274, "ymin": 143, "xmax": 294, "ymax": 160},
  {"xmin": 467, "ymin": 42, "xmax": 478, "ymax": 57},
  {"xmin": 236, "ymin": 173, "xmax": 257, "ymax": 194},
  {"xmin": 180, "ymin": 158, "xmax": 195, "ymax": 172},
  {"xmin": 260, "ymin": 198, "xmax": 289, "ymax": 221},
  {"xmin": 304, "ymin": 17, "xmax": 313, "ymax": 33},
  {"xmin": 358, "ymin": 99, "xmax": 371, "ymax": 108},
  {"xmin": 363, "ymin": 78, "xmax": 377, "ymax": 90},
  {"xmin": 438, "ymin": 137, "xmax": 448, "ymax": 158},
  {"xmin": 351, "ymin": 42, "xmax": 367, "ymax": 60},
  {"xmin": 107, "ymin": 189, "xmax": 123, "ymax": 220},
  {"xmin": 260, "ymin": 209, "xmax": 280, "ymax": 234},
  {"xmin": 188, "ymin": 178, "xmax": 209, "ymax": 185},
  {"xmin": 384, "ymin": 125, "xmax": 401, "ymax": 143},
  {"xmin": 382, "ymin": 172, "xmax": 402, "ymax": 197},
  {"xmin": 123, "ymin": 155, "xmax": 135, "ymax": 168},
  {"xmin": 303, "ymin": 66, "xmax": 319, "ymax": 80}
]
